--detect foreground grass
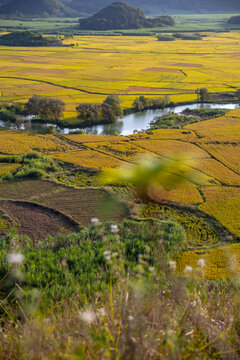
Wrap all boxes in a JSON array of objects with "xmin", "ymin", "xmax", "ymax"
[{"xmin": 1, "ymin": 220, "xmax": 240, "ymax": 359}]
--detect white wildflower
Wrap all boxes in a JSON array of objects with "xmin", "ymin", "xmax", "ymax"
[
  {"xmin": 105, "ymin": 255, "xmax": 112, "ymax": 261},
  {"xmin": 7, "ymin": 253, "xmax": 24, "ymax": 264},
  {"xmin": 91, "ymin": 218, "xmax": 99, "ymax": 224},
  {"xmin": 79, "ymin": 309, "xmax": 96, "ymax": 324},
  {"xmin": 184, "ymin": 266, "xmax": 193, "ymax": 274},
  {"xmin": 98, "ymin": 308, "xmax": 106, "ymax": 317},
  {"xmin": 128, "ymin": 315, "xmax": 134, "ymax": 321},
  {"xmin": 197, "ymin": 258, "xmax": 205, "ymax": 267},
  {"xmin": 110, "ymin": 224, "xmax": 119, "ymax": 233},
  {"xmin": 149, "ymin": 266, "xmax": 155, "ymax": 273},
  {"xmin": 169, "ymin": 261, "xmax": 176, "ymax": 271},
  {"xmin": 103, "ymin": 250, "xmax": 111, "ymax": 256}
]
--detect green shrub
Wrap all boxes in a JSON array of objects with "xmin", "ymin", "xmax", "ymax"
[
  {"xmin": 0, "ymin": 110, "xmax": 17, "ymax": 122},
  {"xmin": 0, "ymin": 220, "xmax": 185, "ymax": 311}
]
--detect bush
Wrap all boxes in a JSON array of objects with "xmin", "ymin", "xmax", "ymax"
[
  {"xmin": 0, "ymin": 220, "xmax": 184, "ymax": 311},
  {"xmin": 25, "ymin": 95, "xmax": 65, "ymax": 121},
  {"xmin": 0, "ymin": 152, "xmax": 60, "ymax": 180},
  {"xmin": 0, "ymin": 110, "xmax": 17, "ymax": 122}
]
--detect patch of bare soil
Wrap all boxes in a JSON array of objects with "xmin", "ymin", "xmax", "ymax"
[{"xmin": 0, "ymin": 200, "xmax": 79, "ymax": 240}]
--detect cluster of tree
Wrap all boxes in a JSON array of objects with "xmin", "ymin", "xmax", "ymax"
[
  {"xmin": 76, "ymin": 95, "xmax": 123, "ymax": 126},
  {"xmin": 236, "ymin": 89, "xmax": 240, "ymax": 101},
  {"xmin": 228, "ymin": 15, "xmax": 240, "ymax": 24},
  {"xmin": 78, "ymin": 2, "xmax": 174, "ymax": 31},
  {"xmin": 25, "ymin": 95, "xmax": 65, "ymax": 121},
  {"xmin": 133, "ymin": 95, "xmax": 171, "ymax": 111},
  {"xmin": 0, "ymin": 31, "xmax": 62, "ymax": 47},
  {"xmin": 173, "ymin": 33, "xmax": 203, "ymax": 40},
  {"xmin": 195, "ymin": 88, "xmax": 209, "ymax": 102},
  {"xmin": 150, "ymin": 108, "xmax": 229, "ymax": 130},
  {"xmin": 157, "ymin": 33, "xmax": 203, "ymax": 42}
]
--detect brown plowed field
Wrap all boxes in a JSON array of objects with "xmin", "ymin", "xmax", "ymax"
[
  {"xmin": 0, "ymin": 180, "xmax": 128, "ymax": 228},
  {"xmin": 0, "ymin": 200, "xmax": 79, "ymax": 240}
]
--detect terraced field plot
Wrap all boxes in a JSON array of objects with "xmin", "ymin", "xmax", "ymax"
[
  {"xmin": 0, "ymin": 180, "xmax": 128, "ymax": 228},
  {"xmin": 0, "ymin": 200, "xmax": 79, "ymax": 240},
  {"xmin": 0, "ymin": 163, "xmax": 21, "ymax": 176},
  {"xmin": 0, "ymin": 32, "xmax": 240, "ymax": 118},
  {"xmin": 177, "ymin": 243, "xmax": 240, "ymax": 280},
  {"xmin": 1, "ymin": 109, "xmax": 240, "ymax": 277},
  {"xmin": 0, "ymin": 130, "xmax": 77, "ymax": 154}
]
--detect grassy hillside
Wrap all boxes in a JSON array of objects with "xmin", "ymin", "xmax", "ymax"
[
  {"xmin": 78, "ymin": 2, "xmax": 174, "ymax": 30},
  {"xmin": 0, "ymin": 0, "xmax": 79, "ymax": 17}
]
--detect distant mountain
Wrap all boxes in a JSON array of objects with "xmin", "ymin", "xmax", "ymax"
[
  {"xmin": 63, "ymin": 0, "xmax": 240, "ymax": 15},
  {"xmin": 78, "ymin": 2, "xmax": 174, "ymax": 30},
  {"xmin": 0, "ymin": 0, "xmax": 79, "ymax": 17}
]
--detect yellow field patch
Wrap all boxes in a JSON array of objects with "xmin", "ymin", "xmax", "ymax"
[
  {"xmin": 52, "ymin": 149, "xmax": 124, "ymax": 170},
  {"xmin": 148, "ymin": 181, "xmax": 203, "ymax": 205},
  {"xmin": 177, "ymin": 243, "xmax": 240, "ymax": 280},
  {"xmin": 0, "ymin": 130, "xmax": 76, "ymax": 154},
  {"xmin": 84, "ymin": 141, "xmax": 154, "ymax": 162},
  {"xmin": 0, "ymin": 33, "xmax": 239, "ymax": 116},
  {"xmin": 130, "ymin": 129, "xmax": 197, "ymax": 141},
  {"xmin": 0, "ymin": 163, "xmax": 21, "ymax": 176},
  {"xmin": 198, "ymin": 143, "xmax": 240, "ymax": 174},
  {"xmin": 199, "ymin": 187, "xmax": 240, "ymax": 236},
  {"xmin": 64, "ymin": 134, "xmax": 128, "ymax": 143},
  {"xmin": 131, "ymin": 139, "xmax": 209, "ymax": 159},
  {"xmin": 184, "ymin": 158, "xmax": 240, "ymax": 185}
]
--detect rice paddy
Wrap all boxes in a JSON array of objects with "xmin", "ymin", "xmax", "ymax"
[
  {"xmin": 0, "ymin": 32, "xmax": 240, "ymax": 119},
  {"xmin": 1, "ymin": 32, "xmax": 240, "ymax": 279}
]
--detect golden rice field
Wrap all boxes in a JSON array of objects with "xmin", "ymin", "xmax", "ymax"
[
  {"xmin": 0, "ymin": 111, "xmax": 240, "ymax": 230},
  {"xmin": 56, "ymin": 109, "xmax": 240, "ymax": 240},
  {"xmin": 52, "ymin": 149, "xmax": 124, "ymax": 169},
  {"xmin": 0, "ymin": 32, "xmax": 240, "ymax": 117},
  {"xmin": 0, "ymin": 130, "xmax": 77, "ymax": 154},
  {"xmin": 0, "ymin": 163, "xmax": 21, "ymax": 176},
  {"xmin": 177, "ymin": 243, "xmax": 240, "ymax": 280}
]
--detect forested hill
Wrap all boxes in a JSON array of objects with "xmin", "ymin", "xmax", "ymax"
[
  {"xmin": 78, "ymin": 2, "xmax": 174, "ymax": 30},
  {"xmin": 64, "ymin": 0, "xmax": 240, "ymax": 14},
  {"xmin": 0, "ymin": 0, "xmax": 79, "ymax": 17}
]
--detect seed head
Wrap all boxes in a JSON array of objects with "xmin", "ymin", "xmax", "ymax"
[
  {"xmin": 7, "ymin": 253, "xmax": 24, "ymax": 264},
  {"xmin": 79, "ymin": 309, "xmax": 96, "ymax": 324},
  {"xmin": 184, "ymin": 265, "xmax": 193, "ymax": 274},
  {"xmin": 169, "ymin": 261, "xmax": 176, "ymax": 271},
  {"xmin": 197, "ymin": 258, "xmax": 205, "ymax": 267}
]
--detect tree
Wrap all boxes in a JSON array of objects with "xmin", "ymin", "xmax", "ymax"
[
  {"xmin": 196, "ymin": 88, "xmax": 209, "ymax": 102},
  {"xmin": 25, "ymin": 95, "xmax": 65, "ymax": 121},
  {"xmin": 236, "ymin": 89, "xmax": 240, "ymax": 102},
  {"xmin": 76, "ymin": 103, "xmax": 101, "ymax": 126},
  {"xmin": 101, "ymin": 104, "xmax": 116, "ymax": 124},
  {"xmin": 133, "ymin": 96, "xmax": 148, "ymax": 111},
  {"xmin": 103, "ymin": 95, "xmax": 123, "ymax": 119}
]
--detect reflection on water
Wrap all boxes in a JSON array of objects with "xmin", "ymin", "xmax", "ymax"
[{"xmin": 0, "ymin": 103, "xmax": 239, "ymax": 136}]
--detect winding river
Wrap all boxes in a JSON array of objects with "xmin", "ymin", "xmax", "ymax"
[{"xmin": 1, "ymin": 102, "xmax": 239, "ymax": 136}]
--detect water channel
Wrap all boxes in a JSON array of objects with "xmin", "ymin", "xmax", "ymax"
[{"xmin": 0, "ymin": 102, "xmax": 239, "ymax": 136}]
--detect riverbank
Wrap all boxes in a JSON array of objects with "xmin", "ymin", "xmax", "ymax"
[{"xmin": 1, "ymin": 101, "xmax": 239, "ymax": 136}]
